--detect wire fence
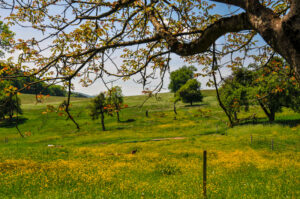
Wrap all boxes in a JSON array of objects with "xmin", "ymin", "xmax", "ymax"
[{"xmin": 245, "ymin": 134, "xmax": 300, "ymax": 152}]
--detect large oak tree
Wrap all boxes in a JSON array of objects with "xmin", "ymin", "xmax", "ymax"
[{"xmin": 0, "ymin": 0, "xmax": 299, "ymax": 94}]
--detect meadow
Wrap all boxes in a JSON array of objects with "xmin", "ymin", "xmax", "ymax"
[{"xmin": 0, "ymin": 91, "xmax": 299, "ymax": 199}]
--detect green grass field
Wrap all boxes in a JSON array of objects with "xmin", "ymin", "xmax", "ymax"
[{"xmin": 0, "ymin": 91, "xmax": 299, "ymax": 198}]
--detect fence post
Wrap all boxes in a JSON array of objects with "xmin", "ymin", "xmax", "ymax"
[
  {"xmin": 203, "ymin": 150, "xmax": 207, "ymax": 198},
  {"xmin": 146, "ymin": 110, "xmax": 149, "ymax": 117}
]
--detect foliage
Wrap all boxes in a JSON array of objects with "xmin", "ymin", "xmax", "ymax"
[
  {"xmin": 168, "ymin": 65, "xmax": 197, "ymax": 93},
  {"xmin": 0, "ymin": 21, "xmax": 14, "ymax": 57},
  {"xmin": 0, "ymin": 62, "xmax": 68, "ymax": 97},
  {"xmin": 0, "ymin": 81, "xmax": 22, "ymax": 120},
  {"xmin": 176, "ymin": 79, "xmax": 203, "ymax": 106},
  {"xmin": 106, "ymin": 86, "xmax": 127, "ymax": 122},
  {"xmin": 89, "ymin": 92, "xmax": 107, "ymax": 131},
  {"xmin": 11, "ymin": 76, "xmax": 67, "ymax": 97},
  {"xmin": 220, "ymin": 57, "xmax": 300, "ymax": 122},
  {"xmin": 252, "ymin": 57, "xmax": 300, "ymax": 121},
  {"xmin": 219, "ymin": 68, "xmax": 254, "ymax": 123}
]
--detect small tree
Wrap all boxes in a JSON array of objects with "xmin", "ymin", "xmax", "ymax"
[
  {"xmin": 219, "ymin": 68, "xmax": 253, "ymax": 124},
  {"xmin": 89, "ymin": 92, "xmax": 107, "ymax": 131},
  {"xmin": 106, "ymin": 86, "xmax": 124, "ymax": 122},
  {"xmin": 169, "ymin": 65, "xmax": 197, "ymax": 114},
  {"xmin": 0, "ymin": 81, "xmax": 22, "ymax": 120},
  {"xmin": 176, "ymin": 79, "xmax": 203, "ymax": 106},
  {"xmin": 168, "ymin": 65, "xmax": 197, "ymax": 93}
]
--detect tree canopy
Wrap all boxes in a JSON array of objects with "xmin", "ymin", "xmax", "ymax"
[
  {"xmin": 89, "ymin": 92, "xmax": 107, "ymax": 131},
  {"xmin": 252, "ymin": 57, "xmax": 300, "ymax": 121},
  {"xmin": 219, "ymin": 57, "xmax": 300, "ymax": 123},
  {"xmin": 0, "ymin": 0, "xmax": 299, "ymax": 96},
  {"xmin": 0, "ymin": 81, "xmax": 22, "ymax": 120},
  {"xmin": 176, "ymin": 79, "xmax": 203, "ymax": 106},
  {"xmin": 168, "ymin": 65, "xmax": 197, "ymax": 93},
  {"xmin": 0, "ymin": 20, "xmax": 14, "ymax": 57},
  {"xmin": 106, "ymin": 86, "xmax": 125, "ymax": 122}
]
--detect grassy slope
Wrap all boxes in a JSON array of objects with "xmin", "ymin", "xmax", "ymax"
[{"xmin": 0, "ymin": 91, "xmax": 299, "ymax": 198}]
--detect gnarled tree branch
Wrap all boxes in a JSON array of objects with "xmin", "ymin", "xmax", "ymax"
[{"xmin": 150, "ymin": 12, "xmax": 251, "ymax": 56}]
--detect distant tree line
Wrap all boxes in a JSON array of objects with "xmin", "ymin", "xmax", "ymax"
[
  {"xmin": 0, "ymin": 64, "xmax": 87, "ymax": 97},
  {"xmin": 11, "ymin": 77, "xmax": 67, "ymax": 96}
]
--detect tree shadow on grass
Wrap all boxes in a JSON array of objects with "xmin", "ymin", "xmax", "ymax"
[
  {"xmin": 239, "ymin": 117, "xmax": 300, "ymax": 127},
  {"xmin": 0, "ymin": 117, "xmax": 28, "ymax": 128},
  {"xmin": 119, "ymin": 119, "xmax": 136, "ymax": 123},
  {"xmin": 184, "ymin": 103, "xmax": 207, "ymax": 107}
]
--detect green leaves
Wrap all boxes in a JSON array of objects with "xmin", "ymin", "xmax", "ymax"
[
  {"xmin": 220, "ymin": 57, "xmax": 300, "ymax": 122},
  {"xmin": 0, "ymin": 21, "xmax": 14, "ymax": 57},
  {"xmin": 0, "ymin": 81, "xmax": 22, "ymax": 120},
  {"xmin": 176, "ymin": 79, "xmax": 203, "ymax": 105},
  {"xmin": 168, "ymin": 65, "xmax": 197, "ymax": 93}
]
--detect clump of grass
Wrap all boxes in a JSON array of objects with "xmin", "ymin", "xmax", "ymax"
[{"xmin": 155, "ymin": 163, "xmax": 181, "ymax": 176}]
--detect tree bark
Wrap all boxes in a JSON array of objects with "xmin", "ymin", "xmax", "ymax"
[
  {"xmin": 234, "ymin": 112, "xmax": 238, "ymax": 122},
  {"xmin": 269, "ymin": 111, "xmax": 275, "ymax": 122},
  {"xmin": 257, "ymin": 99, "xmax": 274, "ymax": 122},
  {"xmin": 173, "ymin": 102, "xmax": 177, "ymax": 115},
  {"xmin": 116, "ymin": 111, "xmax": 120, "ymax": 122},
  {"xmin": 150, "ymin": 0, "xmax": 300, "ymax": 81},
  {"xmin": 100, "ymin": 111, "xmax": 106, "ymax": 131}
]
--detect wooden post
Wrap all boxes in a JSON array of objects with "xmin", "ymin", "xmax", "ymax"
[
  {"xmin": 146, "ymin": 110, "xmax": 149, "ymax": 117},
  {"xmin": 203, "ymin": 150, "xmax": 207, "ymax": 198}
]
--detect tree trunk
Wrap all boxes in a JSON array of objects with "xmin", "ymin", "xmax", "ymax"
[
  {"xmin": 268, "ymin": 107, "xmax": 275, "ymax": 122},
  {"xmin": 210, "ymin": 0, "xmax": 300, "ymax": 82},
  {"xmin": 116, "ymin": 111, "xmax": 120, "ymax": 122},
  {"xmin": 257, "ymin": 100, "xmax": 274, "ymax": 122},
  {"xmin": 190, "ymin": 101, "xmax": 192, "ymax": 106},
  {"xmin": 234, "ymin": 112, "xmax": 238, "ymax": 122},
  {"xmin": 279, "ymin": 0, "xmax": 300, "ymax": 82},
  {"xmin": 244, "ymin": 0, "xmax": 300, "ymax": 82},
  {"xmin": 173, "ymin": 102, "xmax": 177, "ymax": 115},
  {"xmin": 100, "ymin": 111, "xmax": 105, "ymax": 131},
  {"xmin": 269, "ymin": 111, "xmax": 275, "ymax": 122}
]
